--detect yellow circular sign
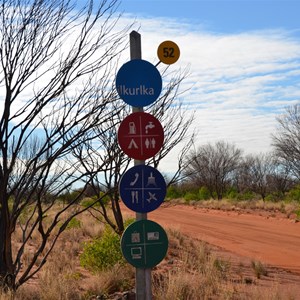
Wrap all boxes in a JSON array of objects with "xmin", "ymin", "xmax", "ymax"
[{"xmin": 157, "ymin": 40, "xmax": 180, "ymax": 65}]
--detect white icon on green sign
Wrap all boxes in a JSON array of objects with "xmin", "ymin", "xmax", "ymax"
[{"xmin": 131, "ymin": 247, "xmax": 142, "ymax": 259}]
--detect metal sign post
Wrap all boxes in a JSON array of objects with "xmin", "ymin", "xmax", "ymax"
[
  {"xmin": 118, "ymin": 31, "xmax": 179, "ymax": 300},
  {"xmin": 130, "ymin": 30, "xmax": 151, "ymax": 300}
]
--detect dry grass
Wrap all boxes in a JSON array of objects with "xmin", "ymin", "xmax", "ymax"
[
  {"xmin": 153, "ymin": 229, "xmax": 233, "ymax": 299},
  {"xmin": 1, "ymin": 202, "xmax": 299, "ymax": 299},
  {"xmin": 153, "ymin": 229, "xmax": 299, "ymax": 300},
  {"xmin": 180, "ymin": 198, "xmax": 300, "ymax": 221}
]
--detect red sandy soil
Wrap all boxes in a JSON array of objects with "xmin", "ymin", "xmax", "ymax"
[
  {"xmin": 150, "ymin": 204, "xmax": 300, "ymax": 274},
  {"xmin": 122, "ymin": 203, "xmax": 300, "ymax": 295}
]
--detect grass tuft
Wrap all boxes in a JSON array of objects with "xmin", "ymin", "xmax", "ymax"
[{"xmin": 251, "ymin": 260, "xmax": 268, "ymax": 279}]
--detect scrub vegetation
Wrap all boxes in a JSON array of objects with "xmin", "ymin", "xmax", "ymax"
[
  {"xmin": 0, "ymin": 200, "xmax": 298, "ymax": 300},
  {"xmin": 1, "ymin": 0, "xmax": 300, "ymax": 297}
]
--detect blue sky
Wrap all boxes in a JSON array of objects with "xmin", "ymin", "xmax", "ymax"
[
  {"xmin": 118, "ymin": 0, "xmax": 300, "ymax": 34},
  {"xmin": 107, "ymin": 0, "xmax": 300, "ymax": 173},
  {"xmin": 2, "ymin": 0, "xmax": 299, "ymax": 175}
]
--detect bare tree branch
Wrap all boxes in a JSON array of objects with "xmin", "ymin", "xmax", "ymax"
[
  {"xmin": 272, "ymin": 103, "xmax": 300, "ymax": 180},
  {"xmin": 0, "ymin": 0, "xmax": 132, "ymax": 290},
  {"xmin": 184, "ymin": 141, "xmax": 242, "ymax": 200}
]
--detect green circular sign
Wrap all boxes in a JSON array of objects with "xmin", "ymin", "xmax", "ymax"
[{"xmin": 121, "ymin": 220, "xmax": 168, "ymax": 269}]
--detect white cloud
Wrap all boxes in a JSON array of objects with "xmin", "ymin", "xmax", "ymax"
[
  {"xmin": 2, "ymin": 10, "xmax": 299, "ymax": 175},
  {"xmin": 116, "ymin": 14, "xmax": 300, "ymax": 173}
]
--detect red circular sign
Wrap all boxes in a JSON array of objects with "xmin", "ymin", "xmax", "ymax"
[{"xmin": 118, "ymin": 112, "xmax": 164, "ymax": 160}]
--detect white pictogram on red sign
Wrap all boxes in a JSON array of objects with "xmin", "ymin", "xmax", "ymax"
[{"xmin": 118, "ymin": 112, "xmax": 164, "ymax": 160}]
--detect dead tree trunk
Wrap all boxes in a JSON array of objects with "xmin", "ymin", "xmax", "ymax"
[{"xmin": 0, "ymin": 192, "xmax": 15, "ymax": 291}]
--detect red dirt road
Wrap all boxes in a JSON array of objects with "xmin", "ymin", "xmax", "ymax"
[{"xmin": 146, "ymin": 204, "xmax": 300, "ymax": 275}]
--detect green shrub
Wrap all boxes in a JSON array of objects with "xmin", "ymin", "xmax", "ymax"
[
  {"xmin": 80, "ymin": 192, "xmax": 111, "ymax": 208},
  {"xmin": 225, "ymin": 187, "xmax": 238, "ymax": 200},
  {"xmin": 286, "ymin": 185, "xmax": 300, "ymax": 202},
  {"xmin": 294, "ymin": 209, "xmax": 300, "ymax": 221},
  {"xmin": 8, "ymin": 196, "xmax": 14, "ymax": 212},
  {"xmin": 80, "ymin": 227, "xmax": 124, "ymax": 272},
  {"xmin": 59, "ymin": 190, "xmax": 82, "ymax": 203},
  {"xmin": 237, "ymin": 191, "xmax": 255, "ymax": 201},
  {"xmin": 166, "ymin": 185, "xmax": 182, "ymax": 199},
  {"xmin": 184, "ymin": 192, "xmax": 198, "ymax": 202},
  {"xmin": 66, "ymin": 217, "xmax": 81, "ymax": 230},
  {"xmin": 80, "ymin": 197, "xmax": 99, "ymax": 208},
  {"xmin": 18, "ymin": 205, "xmax": 35, "ymax": 225},
  {"xmin": 92, "ymin": 191, "xmax": 110, "ymax": 205},
  {"xmin": 198, "ymin": 186, "xmax": 210, "ymax": 200},
  {"xmin": 264, "ymin": 194, "xmax": 276, "ymax": 202},
  {"xmin": 124, "ymin": 217, "xmax": 135, "ymax": 228}
]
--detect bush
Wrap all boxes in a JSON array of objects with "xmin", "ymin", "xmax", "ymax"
[
  {"xmin": 198, "ymin": 186, "xmax": 210, "ymax": 200},
  {"xmin": 266, "ymin": 192, "xmax": 285, "ymax": 202},
  {"xmin": 59, "ymin": 190, "xmax": 82, "ymax": 203},
  {"xmin": 184, "ymin": 192, "xmax": 198, "ymax": 202},
  {"xmin": 294, "ymin": 209, "xmax": 300, "ymax": 221},
  {"xmin": 225, "ymin": 187, "xmax": 238, "ymax": 200},
  {"xmin": 237, "ymin": 191, "xmax": 255, "ymax": 201},
  {"xmin": 166, "ymin": 185, "xmax": 182, "ymax": 199},
  {"xmin": 19, "ymin": 205, "xmax": 35, "ymax": 225},
  {"xmin": 80, "ymin": 226, "xmax": 124, "ymax": 272},
  {"xmin": 92, "ymin": 191, "xmax": 110, "ymax": 205},
  {"xmin": 286, "ymin": 185, "xmax": 300, "ymax": 202},
  {"xmin": 80, "ymin": 197, "xmax": 99, "ymax": 208},
  {"xmin": 66, "ymin": 217, "xmax": 81, "ymax": 230},
  {"xmin": 124, "ymin": 217, "xmax": 135, "ymax": 228}
]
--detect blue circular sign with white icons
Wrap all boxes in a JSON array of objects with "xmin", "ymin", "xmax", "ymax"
[
  {"xmin": 116, "ymin": 59, "xmax": 162, "ymax": 107},
  {"xmin": 119, "ymin": 165, "xmax": 166, "ymax": 213}
]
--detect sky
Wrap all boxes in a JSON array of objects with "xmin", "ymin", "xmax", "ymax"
[
  {"xmin": 2, "ymin": 0, "xmax": 300, "ymax": 178},
  {"xmin": 107, "ymin": 0, "xmax": 300, "ymax": 172}
]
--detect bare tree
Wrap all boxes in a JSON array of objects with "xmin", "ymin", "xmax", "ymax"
[
  {"xmin": 243, "ymin": 153, "xmax": 275, "ymax": 201},
  {"xmin": 184, "ymin": 141, "xmax": 242, "ymax": 200},
  {"xmin": 231, "ymin": 155, "xmax": 252, "ymax": 194},
  {"xmin": 147, "ymin": 67, "xmax": 196, "ymax": 185},
  {"xmin": 72, "ymin": 98, "xmax": 130, "ymax": 235},
  {"xmin": 267, "ymin": 156, "xmax": 294, "ymax": 198},
  {"xmin": 0, "ymin": 0, "xmax": 131, "ymax": 291},
  {"xmin": 272, "ymin": 103, "xmax": 300, "ymax": 180},
  {"xmin": 234, "ymin": 152, "xmax": 294, "ymax": 200}
]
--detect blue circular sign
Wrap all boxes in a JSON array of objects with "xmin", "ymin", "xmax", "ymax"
[
  {"xmin": 116, "ymin": 59, "xmax": 162, "ymax": 107},
  {"xmin": 119, "ymin": 165, "xmax": 166, "ymax": 213}
]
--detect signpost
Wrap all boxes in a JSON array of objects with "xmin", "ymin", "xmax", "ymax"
[
  {"xmin": 119, "ymin": 165, "xmax": 166, "ymax": 213},
  {"xmin": 116, "ymin": 59, "xmax": 162, "ymax": 107},
  {"xmin": 118, "ymin": 112, "xmax": 164, "ymax": 160},
  {"xmin": 121, "ymin": 220, "xmax": 168, "ymax": 269},
  {"xmin": 116, "ymin": 31, "xmax": 180, "ymax": 300}
]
